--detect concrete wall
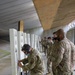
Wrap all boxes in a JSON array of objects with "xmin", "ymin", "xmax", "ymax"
[
  {"xmin": 25, "ymin": 25, "xmax": 65, "ymax": 38},
  {"xmin": 25, "ymin": 27, "xmax": 44, "ymax": 37},
  {"xmin": 66, "ymin": 28, "xmax": 75, "ymax": 43},
  {"xmin": 25, "ymin": 24, "xmax": 75, "ymax": 43},
  {"xmin": 25, "ymin": 25, "xmax": 68, "ymax": 38}
]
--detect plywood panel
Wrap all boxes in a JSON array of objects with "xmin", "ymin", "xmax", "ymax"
[{"xmin": 33, "ymin": 0, "xmax": 61, "ymax": 30}]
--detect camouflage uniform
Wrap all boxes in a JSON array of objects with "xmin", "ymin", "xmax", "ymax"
[
  {"xmin": 46, "ymin": 41, "xmax": 53, "ymax": 73},
  {"xmin": 40, "ymin": 39, "xmax": 44, "ymax": 52},
  {"xmin": 40, "ymin": 39, "xmax": 47, "ymax": 55},
  {"xmin": 21, "ymin": 49, "xmax": 44, "ymax": 75},
  {"xmin": 68, "ymin": 39, "xmax": 75, "ymax": 75},
  {"xmin": 50, "ymin": 38, "xmax": 72, "ymax": 75},
  {"xmin": 43, "ymin": 39, "xmax": 47, "ymax": 55}
]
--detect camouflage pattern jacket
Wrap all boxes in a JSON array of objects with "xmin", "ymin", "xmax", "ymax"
[
  {"xmin": 68, "ymin": 39, "xmax": 75, "ymax": 70},
  {"xmin": 41, "ymin": 39, "xmax": 47, "ymax": 49},
  {"xmin": 21, "ymin": 49, "xmax": 44, "ymax": 75},
  {"xmin": 46, "ymin": 42, "xmax": 53, "ymax": 58},
  {"xmin": 50, "ymin": 38, "xmax": 72, "ymax": 75}
]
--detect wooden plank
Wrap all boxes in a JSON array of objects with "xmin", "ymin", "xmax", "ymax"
[{"xmin": 18, "ymin": 20, "xmax": 24, "ymax": 32}]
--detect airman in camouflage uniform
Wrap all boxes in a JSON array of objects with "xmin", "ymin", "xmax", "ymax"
[
  {"xmin": 18, "ymin": 44, "xmax": 44, "ymax": 75},
  {"xmin": 39, "ymin": 38, "xmax": 44, "ymax": 52},
  {"xmin": 46, "ymin": 37, "xmax": 53, "ymax": 75},
  {"xmin": 68, "ymin": 39, "xmax": 75, "ymax": 75},
  {"xmin": 50, "ymin": 29, "xmax": 74, "ymax": 75},
  {"xmin": 52, "ymin": 31, "xmax": 58, "ymax": 43},
  {"xmin": 40, "ymin": 37, "xmax": 47, "ymax": 55}
]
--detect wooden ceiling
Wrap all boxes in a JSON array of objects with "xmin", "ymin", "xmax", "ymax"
[{"xmin": 33, "ymin": 0, "xmax": 75, "ymax": 30}]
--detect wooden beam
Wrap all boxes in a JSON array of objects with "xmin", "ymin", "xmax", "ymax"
[
  {"xmin": 18, "ymin": 20, "xmax": 24, "ymax": 32},
  {"xmin": 33, "ymin": 0, "xmax": 62, "ymax": 30}
]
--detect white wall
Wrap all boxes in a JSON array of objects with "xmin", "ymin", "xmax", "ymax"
[
  {"xmin": 24, "ymin": 21, "xmax": 75, "ymax": 43},
  {"xmin": 25, "ymin": 27, "xmax": 44, "ymax": 37},
  {"xmin": 25, "ymin": 26, "xmax": 65, "ymax": 38}
]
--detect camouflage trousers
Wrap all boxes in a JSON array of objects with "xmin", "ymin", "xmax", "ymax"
[
  {"xmin": 47, "ymin": 59, "xmax": 52, "ymax": 73},
  {"xmin": 52, "ymin": 66, "xmax": 71, "ymax": 75},
  {"xmin": 43, "ymin": 48, "xmax": 47, "ymax": 56}
]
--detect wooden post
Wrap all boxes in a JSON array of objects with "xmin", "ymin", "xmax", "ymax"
[{"xmin": 18, "ymin": 20, "xmax": 24, "ymax": 32}]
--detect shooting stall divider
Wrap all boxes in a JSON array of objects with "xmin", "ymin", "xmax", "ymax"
[
  {"xmin": 10, "ymin": 29, "xmax": 19, "ymax": 75},
  {"xmin": 18, "ymin": 31, "xmax": 25, "ymax": 75},
  {"xmin": 30, "ymin": 34, "xmax": 35, "ymax": 48}
]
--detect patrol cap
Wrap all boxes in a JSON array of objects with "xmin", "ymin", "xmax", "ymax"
[
  {"xmin": 55, "ymin": 29, "xmax": 65, "ymax": 40},
  {"xmin": 22, "ymin": 44, "xmax": 31, "ymax": 52},
  {"xmin": 55, "ymin": 29, "xmax": 64, "ymax": 36}
]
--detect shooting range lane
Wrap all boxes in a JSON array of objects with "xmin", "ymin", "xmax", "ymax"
[{"xmin": 9, "ymin": 29, "xmax": 48, "ymax": 75}]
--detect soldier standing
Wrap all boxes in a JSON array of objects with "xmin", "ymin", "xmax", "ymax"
[
  {"xmin": 46, "ymin": 37, "xmax": 53, "ymax": 75},
  {"xmin": 18, "ymin": 44, "xmax": 44, "ymax": 75},
  {"xmin": 40, "ymin": 37, "xmax": 47, "ymax": 55},
  {"xmin": 39, "ymin": 38, "xmax": 44, "ymax": 52},
  {"xmin": 50, "ymin": 29, "xmax": 75, "ymax": 75},
  {"xmin": 52, "ymin": 31, "xmax": 58, "ymax": 42},
  {"xmin": 68, "ymin": 39, "xmax": 75, "ymax": 75}
]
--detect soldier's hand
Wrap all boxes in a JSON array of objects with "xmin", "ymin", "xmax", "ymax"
[
  {"xmin": 18, "ymin": 61, "xmax": 23, "ymax": 68},
  {"xmin": 18, "ymin": 60, "xmax": 23, "ymax": 62}
]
